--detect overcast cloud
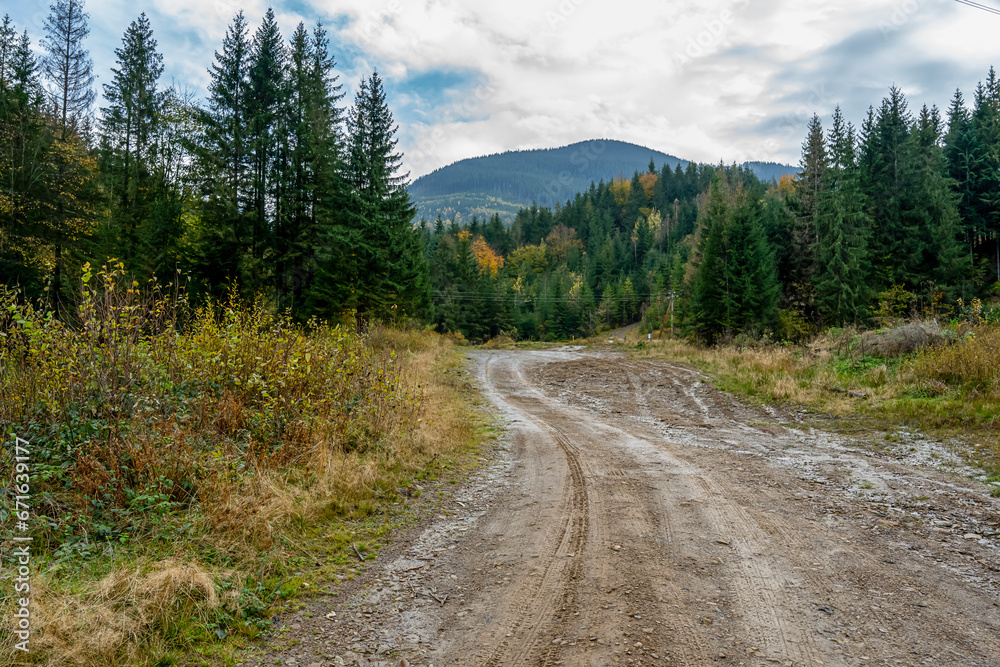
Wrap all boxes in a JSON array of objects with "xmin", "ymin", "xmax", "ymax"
[{"xmin": 8, "ymin": 0, "xmax": 1000, "ymax": 177}]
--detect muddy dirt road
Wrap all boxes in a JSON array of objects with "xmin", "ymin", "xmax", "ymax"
[{"xmin": 245, "ymin": 348, "xmax": 1000, "ymax": 667}]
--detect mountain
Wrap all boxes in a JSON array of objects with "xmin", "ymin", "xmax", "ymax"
[{"xmin": 407, "ymin": 139, "xmax": 797, "ymax": 224}]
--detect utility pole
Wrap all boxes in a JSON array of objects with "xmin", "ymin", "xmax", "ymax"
[{"xmin": 658, "ymin": 290, "xmax": 677, "ymax": 339}]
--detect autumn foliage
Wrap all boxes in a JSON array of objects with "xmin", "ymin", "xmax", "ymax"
[{"xmin": 473, "ymin": 236, "xmax": 505, "ymax": 277}]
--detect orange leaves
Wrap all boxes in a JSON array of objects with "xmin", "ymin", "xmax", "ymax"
[
  {"xmin": 639, "ymin": 172, "xmax": 658, "ymax": 199},
  {"xmin": 472, "ymin": 236, "xmax": 505, "ymax": 278}
]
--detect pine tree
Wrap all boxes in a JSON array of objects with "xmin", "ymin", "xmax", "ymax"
[
  {"xmin": 99, "ymin": 13, "xmax": 164, "ymax": 265},
  {"xmin": 278, "ymin": 20, "xmax": 348, "ymax": 318},
  {"xmin": 245, "ymin": 8, "xmax": 286, "ymax": 286},
  {"xmin": 192, "ymin": 11, "xmax": 252, "ymax": 292},
  {"xmin": 790, "ymin": 114, "xmax": 827, "ymax": 312},
  {"xmin": 41, "ymin": 0, "xmax": 95, "ymax": 138},
  {"xmin": 814, "ymin": 106, "xmax": 871, "ymax": 325},
  {"xmin": 346, "ymin": 70, "xmax": 429, "ymax": 321}
]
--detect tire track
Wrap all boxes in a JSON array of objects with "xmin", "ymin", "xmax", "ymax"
[{"xmin": 478, "ymin": 356, "xmax": 591, "ymax": 667}]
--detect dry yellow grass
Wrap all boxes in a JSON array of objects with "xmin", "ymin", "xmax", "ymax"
[
  {"xmin": 0, "ymin": 326, "xmax": 483, "ymax": 667},
  {"xmin": 632, "ymin": 337, "xmax": 889, "ymax": 414}
]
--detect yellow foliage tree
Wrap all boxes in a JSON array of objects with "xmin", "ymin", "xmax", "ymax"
[
  {"xmin": 508, "ymin": 244, "xmax": 549, "ymax": 275},
  {"xmin": 777, "ymin": 173, "xmax": 797, "ymax": 197},
  {"xmin": 544, "ymin": 224, "xmax": 584, "ymax": 264},
  {"xmin": 472, "ymin": 236, "xmax": 504, "ymax": 278},
  {"xmin": 610, "ymin": 178, "xmax": 631, "ymax": 207},
  {"xmin": 646, "ymin": 209, "xmax": 664, "ymax": 243}
]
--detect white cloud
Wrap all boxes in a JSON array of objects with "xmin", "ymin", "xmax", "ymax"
[
  {"xmin": 311, "ymin": 0, "xmax": 998, "ymax": 176},
  {"xmin": 8, "ymin": 0, "xmax": 1000, "ymax": 180}
]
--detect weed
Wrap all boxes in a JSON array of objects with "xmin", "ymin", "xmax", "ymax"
[{"xmin": 0, "ymin": 269, "xmax": 486, "ymax": 665}]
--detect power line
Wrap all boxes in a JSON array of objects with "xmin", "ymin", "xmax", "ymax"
[{"xmin": 954, "ymin": 0, "xmax": 1000, "ymax": 16}]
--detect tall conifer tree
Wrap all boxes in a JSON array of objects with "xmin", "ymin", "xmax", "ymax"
[
  {"xmin": 246, "ymin": 8, "xmax": 286, "ymax": 283},
  {"xmin": 41, "ymin": 0, "xmax": 95, "ymax": 138},
  {"xmin": 192, "ymin": 11, "xmax": 252, "ymax": 292},
  {"xmin": 99, "ymin": 13, "xmax": 164, "ymax": 264},
  {"xmin": 814, "ymin": 106, "xmax": 870, "ymax": 325},
  {"xmin": 791, "ymin": 114, "xmax": 827, "ymax": 312},
  {"xmin": 345, "ymin": 71, "xmax": 428, "ymax": 321}
]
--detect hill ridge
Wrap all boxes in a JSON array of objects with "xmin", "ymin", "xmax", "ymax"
[{"xmin": 408, "ymin": 139, "xmax": 795, "ymax": 223}]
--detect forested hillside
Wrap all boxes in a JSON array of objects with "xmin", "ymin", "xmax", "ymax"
[
  {"xmin": 408, "ymin": 140, "xmax": 797, "ymax": 224},
  {"xmin": 426, "ymin": 72, "xmax": 1000, "ymax": 343}
]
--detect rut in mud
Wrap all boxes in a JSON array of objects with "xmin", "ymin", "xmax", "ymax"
[{"xmin": 242, "ymin": 348, "xmax": 1000, "ymax": 667}]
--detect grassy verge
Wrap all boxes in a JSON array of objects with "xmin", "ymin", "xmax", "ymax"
[
  {"xmin": 626, "ymin": 327, "xmax": 1000, "ymax": 485},
  {"xmin": 0, "ymin": 264, "xmax": 489, "ymax": 666}
]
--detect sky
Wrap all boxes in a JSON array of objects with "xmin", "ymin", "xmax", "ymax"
[{"xmin": 9, "ymin": 0, "xmax": 1000, "ymax": 179}]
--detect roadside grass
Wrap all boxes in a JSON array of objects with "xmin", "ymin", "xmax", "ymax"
[
  {"xmin": 0, "ymin": 263, "xmax": 488, "ymax": 666},
  {"xmin": 629, "ymin": 326, "xmax": 1000, "ymax": 479}
]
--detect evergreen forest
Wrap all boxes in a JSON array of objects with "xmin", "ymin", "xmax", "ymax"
[
  {"xmin": 1, "ymin": 5, "xmax": 427, "ymax": 325},
  {"xmin": 426, "ymin": 78, "xmax": 1000, "ymax": 343}
]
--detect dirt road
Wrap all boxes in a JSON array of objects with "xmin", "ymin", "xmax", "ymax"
[{"xmin": 245, "ymin": 348, "xmax": 1000, "ymax": 667}]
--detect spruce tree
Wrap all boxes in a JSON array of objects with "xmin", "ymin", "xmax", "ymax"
[
  {"xmin": 904, "ymin": 104, "xmax": 971, "ymax": 296},
  {"xmin": 346, "ymin": 70, "xmax": 429, "ymax": 321},
  {"xmin": 193, "ymin": 11, "xmax": 252, "ymax": 292},
  {"xmin": 814, "ymin": 107, "xmax": 871, "ymax": 325},
  {"xmin": 279, "ymin": 20, "xmax": 348, "ymax": 318},
  {"xmin": 791, "ymin": 114, "xmax": 827, "ymax": 312},
  {"xmin": 970, "ymin": 69, "xmax": 1000, "ymax": 281},
  {"xmin": 245, "ymin": 8, "xmax": 287, "ymax": 285},
  {"xmin": 690, "ymin": 176, "xmax": 730, "ymax": 342},
  {"xmin": 860, "ymin": 86, "xmax": 912, "ymax": 288},
  {"xmin": 0, "ymin": 26, "xmax": 97, "ymax": 307},
  {"xmin": 944, "ymin": 88, "xmax": 985, "ymax": 267},
  {"xmin": 0, "ymin": 27, "xmax": 49, "ymax": 297},
  {"xmin": 34, "ymin": 0, "xmax": 96, "ymax": 313},
  {"xmin": 690, "ymin": 175, "xmax": 777, "ymax": 343},
  {"xmin": 0, "ymin": 15, "xmax": 15, "ymax": 86},
  {"xmin": 41, "ymin": 0, "xmax": 95, "ymax": 138},
  {"xmin": 99, "ymin": 13, "xmax": 164, "ymax": 265}
]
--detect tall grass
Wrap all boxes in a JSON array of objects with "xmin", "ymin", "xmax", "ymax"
[
  {"xmin": 633, "ymin": 322, "xmax": 1000, "ymax": 468},
  {"xmin": 910, "ymin": 326, "xmax": 1000, "ymax": 397},
  {"xmin": 0, "ymin": 262, "xmax": 478, "ymax": 666}
]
